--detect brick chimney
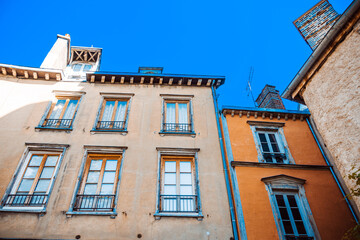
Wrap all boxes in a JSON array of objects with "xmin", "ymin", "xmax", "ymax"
[{"xmin": 256, "ymin": 85, "xmax": 285, "ymax": 109}]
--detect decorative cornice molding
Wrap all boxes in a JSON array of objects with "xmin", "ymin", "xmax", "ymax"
[{"xmin": 231, "ymin": 161, "xmax": 330, "ymax": 170}]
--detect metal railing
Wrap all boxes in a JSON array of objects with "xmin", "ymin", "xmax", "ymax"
[
  {"xmin": 73, "ymin": 194, "xmax": 115, "ymax": 211},
  {"xmin": 263, "ymin": 152, "xmax": 287, "ymax": 163},
  {"xmin": 162, "ymin": 123, "xmax": 192, "ymax": 133},
  {"xmin": 285, "ymin": 236, "xmax": 314, "ymax": 240},
  {"xmin": 160, "ymin": 195, "xmax": 198, "ymax": 212},
  {"xmin": 43, "ymin": 118, "xmax": 73, "ymax": 128},
  {"xmin": 96, "ymin": 121, "xmax": 125, "ymax": 130},
  {"xmin": 3, "ymin": 194, "xmax": 48, "ymax": 207}
]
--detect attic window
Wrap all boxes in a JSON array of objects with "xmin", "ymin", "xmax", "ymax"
[{"xmin": 138, "ymin": 67, "xmax": 163, "ymax": 74}]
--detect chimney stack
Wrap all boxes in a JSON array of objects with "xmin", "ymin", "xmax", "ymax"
[
  {"xmin": 40, "ymin": 34, "xmax": 71, "ymax": 70},
  {"xmin": 256, "ymin": 85, "xmax": 285, "ymax": 110}
]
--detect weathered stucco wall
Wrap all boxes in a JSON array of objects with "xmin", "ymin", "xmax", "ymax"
[
  {"xmin": 302, "ymin": 20, "xmax": 360, "ymax": 208},
  {"xmin": 0, "ymin": 76, "xmax": 233, "ymax": 240}
]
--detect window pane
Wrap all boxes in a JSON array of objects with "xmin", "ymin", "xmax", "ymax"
[
  {"xmin": 291, "ymin": 208, "xmax": 302, "ymax": 220},
  {"xmin": 164, "ymin": 185, "xmax": 176, "ymax": 195},
  {"xmin": 62, "ymin": 99, "xmax": 78, "ymax": 120},
  {"xmin": 18, "ymin": 179, "xmax": 34, "ymax": 192},
  {"xmin": 72, "ymin": 64, "xmax": 82, "ymax": 72},
  {"xmin": 180, "ymin": 162, "xmax": 191, "ymax": 172},
  {"xmin": 164, "ymin": 173, "xmax": 176, "ymax": 184},
  {"xmin": 180, "ymin": 173, "xmax": 192, "ymax": 185},
  {"xmin": 261, "ymin": 143, "xmax": 270, "ymax": 152},
  {"xmin": 87, "ymin": 172, "xmax": 100, "ymax": 183},
  {"xmin": 114, "ymin": 101, "xmax": 127, "ymax": 121},
  {"xmin": 166, "ymin": 103, "xmax": 176, "ymax": 123},
  {"xmin": 102, "ymin": 172, "xmax": 116, "ymax": 183},
  {"xmin": 105, "ymin": 160, "xmax": 118, "ymax": 171},
  {"xmin": 83, "ymin": 64, "xmax": 92, "ymax": 72},
  {"xmin": 29, "ymin": 155, "xmax": 43, "ymax": 166},
  {"xmin": 84, "ymin": 184, "xmax": 97, "ymax": 194},
  {"xmin": 295, "ymin": 221, "xmax": 307, "ymax": 235},
  {"xmin": 287, "ymin": 195, "xmax": 297, "ymax": 207},
  {"xmin": 180, "ymin": 185, "xmax": 193, "ymax": 195},
  {"xmin": 102, "ymin": 101, "xmax": 115, "ymax": 121},
  {"xmin": 258, "ymin": 133, "xmax": 267, "ymax": 142},
  {"xmin": 271, "ymin": 143, "xmax": 280, "ymax": 153},
  {"xmin": 276, "ymin": 195, "xmax": 285, "ymax": 207},
  {"xmin": 268, "ymin": 134, "xmax": 277, "ymax": 143},
  {"xmin": 45, "ymin": 156, "xmax": 58, "ymax": 166},
  {"xmin": 50, "ymin": 100, "xmax": 66, "ymax": 119},
  {"xmin": 100, "ymin": 184, "xmax": 114, "ymax": 194},
  {"xmin": 40, "ymin": 167, "xmax": 55, "ymax": 178},
  {"xmin": 90, "ymin": 160, "xmax": 102, "ymax": 170},
  {"xmin": 24, "ymin": 167, "xmax": 39, "ymax": 178},
  {"xmin": 283, "ymin": 220, "xmax": 294, "ymax": 234},
  {"xmin": 178, "ymin": 103, "xmax": 188, "ymax": 124},
  {"xmin": 34, "ymin": 179, "xmax": 50, "ymax": 192},
  {"xmin": 164, "ymin": 161, "xmax": 176, "ymax": 172},
  {"xmin": 279, "ymin": 207, "xmax": 290, "ymax": 220}
]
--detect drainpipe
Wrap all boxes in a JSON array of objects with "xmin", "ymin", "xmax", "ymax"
[
  {"xmin": 306, "ymin": 118, "xmax": 359, "ymax": 224},
  {"xmin": 211, "ymin": 83, "xmax": 239, "ymax": 240}
]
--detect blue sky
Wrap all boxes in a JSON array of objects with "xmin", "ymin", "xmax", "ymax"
[{"xmin": 0, "ymin": 0, "xmax": 352, "ymax": 109}]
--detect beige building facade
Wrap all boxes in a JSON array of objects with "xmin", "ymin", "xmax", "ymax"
[
  {"xmin": 283, "ymin": 1, "xmax": 360, "ymax": 209},
  {"xmin": 0, "ymin": 35, "xmax": 234, "ymax": 239}
]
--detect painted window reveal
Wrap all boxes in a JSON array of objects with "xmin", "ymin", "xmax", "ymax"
[
  {"xmin": 73, "ymin": 154, "xmax": 122, "ymax": 212},
  {"xmin": 3, "ymin": 153, "xmax": 60, "ymax": 208},
  {"xmin": 163, "ymin": 101, "xmax": 192, "ymax": 133},
  {"xmin": 160, "ymin": 156, "xmax": 198, "ymax": 213},
  {"xmin": 42, "ymin": 97, "xmax": 80, "ymax": 128},
  {"xmin": 96, "ymin": 99, "xmax": 129, "ymax": 130},
  {"xmin": 257, "ymin": 131, "xmax": 287, "ymax": 163},
  {"xmin": 274, "ymin": 193, "xmax": 312, "ymax": 239}
]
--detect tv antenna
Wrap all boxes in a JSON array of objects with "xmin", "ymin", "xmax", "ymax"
[{"xmin": 246, "ymin": 67, "xmax": 257, "ymax": 107}]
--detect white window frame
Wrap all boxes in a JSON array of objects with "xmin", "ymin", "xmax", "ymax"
[
  {"xmin": 248, "ymin": 121, "xmax": 294, "ymax": 164},
  {"xmin": 0, "ymin": 143, "xmax": 68, "ymax": 213},
  {"xmin": 262, "ymin": 175, "xmax": 320, "ymax": 240}
]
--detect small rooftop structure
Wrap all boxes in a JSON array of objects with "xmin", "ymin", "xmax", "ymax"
[{"xmin": 255, "ymin": 85, "xmax": 285, "ymax": 110}]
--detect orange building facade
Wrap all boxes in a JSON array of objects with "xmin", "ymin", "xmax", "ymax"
[{"xmin": 220, "ymin": 105, "xmax": 358, "ymax": 240}]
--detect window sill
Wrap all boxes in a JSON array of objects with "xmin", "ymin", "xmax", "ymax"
[
  {"xmin": 153, "ymin": 212, "xmax": 203, "ymax": 221},
  {"xmin": 0, "ymin": 206, "xmax": 46, "ymax": 214},
  {"xmin": 35, "ymin": 126, "xmax": 73, "ymax": 132},
  {"xmin": 90, "ymin": 129, "xmax": 128, "ymax": 135},
  {"xmin": 159, "ymin": 131, "xmax": 196, "ymax": 138},
  {"xmin": 66, "ymin": 211, "xmax": 117, "ymax": 219}
]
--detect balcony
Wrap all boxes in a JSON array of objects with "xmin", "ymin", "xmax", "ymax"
[
  {"xmin": 159, "ymin": 195, "xmax": 198, "ymax": 213},
  {"xmin": 162, "ymin": 123, "xmax": 192, "ymax": 133},
  {"xmin": 43, "ymin": 118, "xmax": 73, "ymax": 128},
  {"xmin": 73, "ymin": 194, "xmax": 115, "ymax": 211},
  {"xmin": 285, "ymin": 236, "xmax": 314, "ymax": 240},
  {"xmin": 2, "ymin": 194, "xmax": 48, "ymax": 207},
  {"xmin": 263, "ymin": 152, "xmax": 287, "ymax": 163},
  {"xmin": 96, "ymin": 121, "xmax": 125, "ymax": 130}
]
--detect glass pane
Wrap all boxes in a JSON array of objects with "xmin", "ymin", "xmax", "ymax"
[
  {"xmin": 291, "ymin": 208, "xmax": 302, "ymax": 220},
  {"xmin": 258, "ymin": 133, "xmax": 267, "ymax": 142},
  {"xmin": 287, "ymin": 195, "xmax": 297, "ymax": 207},
  {"xmin": 276, "ymin": 195, "xmax": 285, "ymax": 207},
  {"xmin": 279, "ymin": 207, "xmax": 290, "ymax": 220},
  {"xmin": 24, "ymin": 167, "xmax": 39, "ymax": 178},
  {"xmin": 166, "ymin": 103, "xmax": 176, "ymax": 123},
  {"xmin": 29, "ymin": 155, "xmax": 43, "ymax": 166},
  {"xmin": 180, "ymin": 173, "xmax": 192, "ymax": 184},
  {"xmin": 180, "ymin": 162, "xmax": 191, "ymax": 172},
  {"xmin": 40, "ymin": 167, "xmax": 55, "ymax": 178},
  {"xmin": 90, "ymin": 160, "xmax": 102, "ymax": 170},
  {"xmin": 18, "ymin": 179, "xmax": 34, "ymax": 192},
  {"xmin": 114, "ymin": 101, "xmax": 127, "ymax": 121},
  {"xmin": 105, "ymin": 160, "xmax": 118, "ymax": 171},
  {"xmin": 178, "ymin": 103, "xmax": 188, "ymax": 124},
  {"xmin": 268, "ymin": 134, "xmax": 277, "ymax": 143},
  {"xmin": 283, "ymin": 220, "xmax": 294, "ymax": 234},
  {"xmin": 261, "ymin": 143, "xmax": 270, "ymax": 152},
  {"xmin": 87, "ymin": 172, "xmax": 100, "ymax": 183},
  {"xmin": 180, "ymin": 185, "xmax": 193, "ymax": 195},
  {"xmin": 62, "ymin": 99, "xmax": 78, "ymax": 120},
  {"xmin": 102, "ymin": 101, "xmax": 115, "ymax": 121},
  {"xmin": 45, "ymin": 155, "xmax": 58, "ymax": 166},
  {"xmin": 83, "ymin": 64, "xmax": 92, "ymax": 72},
  {"xmin": 295, "ymin": 221, "xmax": 307, "ymax": 235},
  {"xmin": 271, "ymin": 143, "xmax": 280, "ymax": 153},
  {"xmin": 164, "ymin": 173, "xmax": 176, "ymax": 184},
  {"xmin": 50, "ymin": 100, "xmax": 66, "ymax": 119},
  {"xmin": 72, "ymin": 64, "xmax": 82, "ymax": 72},
  {"xmin": 164, "ymin": 185, "xmax": 176, "ymax": 195},
  {"xmin": 102, "ymin": 172, "xmax": 116, "ymax": 183},
  {"xmin": 164, "ymin": 161, "xmax": 176, "ymax": 172},
  {"xmin": 84, "ymin": 184, "xmax": 97, "ymax": 194},
  {"xmin": 100, "ymin": 184, "xmax": 114, "ymax": 194},
  {"xmin": 34, "ymin": 179, "xmax": 50, "ymax": 192}
]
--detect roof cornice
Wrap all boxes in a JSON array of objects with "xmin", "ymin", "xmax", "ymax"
[{"xmin": 0, "ymin": 63, "xmax": 63, "ymax": 81}]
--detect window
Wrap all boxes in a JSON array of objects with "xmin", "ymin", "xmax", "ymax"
[
  {"xmin": 262, "ymin": 175, "xmax": 318, "ymax": 240},
  {"xmin": 96, "ymin": 99, "xmax": 129, "ymax": 131},
  {"xmin": 71, "ymin": 63, "xmax": 93, "ymax": 73},
  {"xmin": 159, "ymin": 156, "xmax": 198, "ymax": 213},
  {"xmin": 73, "ymin": 154, "xmax": 122, "ymax": 212},
  {"xmin": 1, "ymin": 144, "xmax": 67, "ymax": 211},
  {"xmin": 163, "ymin": 100, "xmax": 193, "ymax": 133},
  {"xmin": 257, "ymin": 131, "xmax": 287, "ymax": 163},
  {"xmin": 41, "ymin": 97, "xmax": 80, "ymax": 129}
]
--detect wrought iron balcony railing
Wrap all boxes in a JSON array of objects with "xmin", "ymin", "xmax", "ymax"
[
  {"xmin": 263, "ymin": 152, "xmax": 287, "ymax": 163},
  {"xmin": 162, "ymin": 123, "xmax": 192, "ymax": 133},
  {"xmin": 73, "ymin": 194, "xmax": 116, "ymax": 211},
  {"xmin": 43, "ymin": 118, "xmax": 73, "ymax": 128},
  {"xmin": 160, "ymin": 195, "xmax": 198, "ymax": 213},
  {"xmin": 96, "ymin": 121, "xmax": 125, "ymax": 130},
  {"xmin": 285, "ymin": 235, "xmax": 314, "ymax": 240},
  {"xmin": 2, "ymin": 194, "xmax": 48, "ymax": 207}
]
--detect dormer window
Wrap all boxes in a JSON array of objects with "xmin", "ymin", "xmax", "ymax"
[{"xmin": 72, "ymin": 63, "xmax": 93, "ymax": 72}]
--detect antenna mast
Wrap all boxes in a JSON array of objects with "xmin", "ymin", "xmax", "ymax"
[{"xmin": 246, "ymin": 67, "xmax": 257, "ymax": 107}]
